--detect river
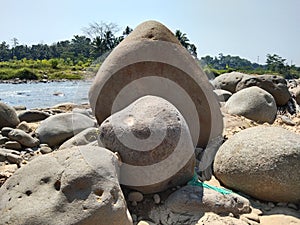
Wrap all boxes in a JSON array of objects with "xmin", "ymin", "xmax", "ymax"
[{"xmin": 0, "ymin": 80, "xmax": 93, "ymax": 109}]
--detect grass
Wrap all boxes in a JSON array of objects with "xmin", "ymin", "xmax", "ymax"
[{"xmin": 0, "ymin": 58, "xmax": 100, "ymax": 80}]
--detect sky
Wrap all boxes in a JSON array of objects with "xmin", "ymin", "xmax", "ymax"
[{"xmin": 1, "ymin": 0, "xmax": 299, "ymax": 65}]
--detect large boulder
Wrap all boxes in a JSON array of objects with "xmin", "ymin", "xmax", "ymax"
[
  {"xmin": 0, "ymin": 146, "xmax": 132, "ymax": 225},
  {"xmin": 99, "ymin": 96, "xmax": 195, "ymax": 194},
  {"xmin": 212, "ymin": 72, "xmax": 252, "ymax": 93},
  {"xmin": 0, "ymin": 102, "xmax": 20, "ymax": 129},
  {"xmin": 236, "ymin": 74, "xmax": 291, "ymax": 106},
  {"xmin": 225, "ymin": 86, "xmax": 277, "ymax": 123},
  {"xmin": 89, "ymin": 20, "xmax": 223, "ymax": 149},
  {"xmin": 214, "ymin": 126, "xmax": 300, "ymax": 203},
  {"xmin": 36, "ymin": 113, "xmax": 96, "ymax": 147}
]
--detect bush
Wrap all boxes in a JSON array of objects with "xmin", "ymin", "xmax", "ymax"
[{"xmin": 14, "ymin": 68, "xmax": 38, "ymax": 80}]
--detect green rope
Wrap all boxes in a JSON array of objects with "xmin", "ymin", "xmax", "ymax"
[{"xmin": 188, "ymin": 172, "xmax": 233, "ymax": 195}]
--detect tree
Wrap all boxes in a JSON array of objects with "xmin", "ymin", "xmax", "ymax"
[
  {"xmin": 0, "ymin": 41, "xmax": 11, "ymax": 61},
  {"xmin": 175, "ymin": 30, "xmax": 197, "ymax": 57},
  {"xmin": 175, "ymin": 30, "xmax": 190, "ymax": 48},
  {"xmin": 266, "ymin": 54, "xmax": 286, "ymax": 72},
  {"xmin": 123, "ymin": 26, "xmax": 133, "ymax": 36}
]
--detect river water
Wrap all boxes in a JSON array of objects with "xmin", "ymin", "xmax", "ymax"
[{"xmin": 0, "ymin": 80, "xmax": 93, "ymax": 109}]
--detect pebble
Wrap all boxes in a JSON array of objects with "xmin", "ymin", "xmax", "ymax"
[
  {"xmin": 153, "ymin": 194, "xmax": 161, "ymax": 204},
  {"xmin": 281, "ymin": 115, "xmax": 296, "ymax": 126},
  {"xmin": 1, "ymin": 127, "xmax": 13, "ymax": 137},
  {"xmin": 5, "ymin": 153, "xmax": 22, "ymax": 164},
  {"xmin": 128, "ymin": 191, "xmax": 144, "ymax": 202},
  {"xmin": 251, "ymin": 207, "xmax": 263, "ymax": 216},
  {"xmin": 131, "ymin": 214, "xmax": 137, "ymax": 222},
  {"xmin": 268, "ymin": 202, "xmax": 275, "ymax": 208},
  {"xmin": 277, "ymin": 202, "xmax": 287, "ymax": 207},
  {"xmin": 5, "ymin": 141, "xmax": 22, "ymax": 150},
  {"xmin": 131, "ymin": 201, "xmax": 137, "ymax": 206},
  {"xmin": 0, "ymin": 136, "xmax": 9, "ymax": 145},
  {"xmin": 40, "ymin": 146, "xmax": 53, "ymax": 154},
  {"xmin": 241, "ymin": 212, "xmax": 260, "ymax": 223},
  {"xmin": 16, "ymin": 121, "xmax": 31, "ymax": 133},
  {"xmin": 287, "ymin": 203, "xmax": 298, "ymax": 210}
]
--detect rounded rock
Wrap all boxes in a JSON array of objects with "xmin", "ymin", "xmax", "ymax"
[
  {"xmin": 0, "ymin": 102, "xmax": 20, "ymax": 129},
  {"xmin": 225, "ymin": 86, "xmax": 277, "ymax": 123},
  {"xmin": 214, "ymin": 126, "xmax": 300, "ymax": 203}
]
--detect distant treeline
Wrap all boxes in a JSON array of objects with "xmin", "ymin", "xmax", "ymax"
[{"xmin": 0, "ymin": 22, "xmax": 299, "ymax": 79}]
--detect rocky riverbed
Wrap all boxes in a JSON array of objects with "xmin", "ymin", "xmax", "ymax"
[
  {"xmin": 0, "ymin": 100, "xmax": 299, "ymax": 225},
  {"xmin": 1, "ymin": 20, "xmax": 300, "ymax": 225}
]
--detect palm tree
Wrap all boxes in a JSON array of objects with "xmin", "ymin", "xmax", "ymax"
[{"xmin": 175, "ymin": 30, "xmax": 190, "ymax": 48}]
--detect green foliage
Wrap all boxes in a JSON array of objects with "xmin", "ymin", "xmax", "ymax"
[{"xmin": 14, "ymin": 68, "xmax": 38, "ymax": 80}]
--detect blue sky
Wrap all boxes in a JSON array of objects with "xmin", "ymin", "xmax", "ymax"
[{"xmin": 1, "ymin": 0, "xmax": 299, "ymax": 65}]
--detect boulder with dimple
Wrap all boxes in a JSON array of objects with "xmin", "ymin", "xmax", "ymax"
[
  {"xmin": 214, "ymin": 126, "xmax": 300, "ymax": 203},
  {"xmin": 236, "ymin": 74, "xmax": 291, "ymax": 106},
  {"xmin": 89, "ymin": 20, "xmax": 223, "ymax": 149},
  {"xmin": 99, "ymin": 95, "xmax": 195, "ymax": 194},
  {"xmin": 212, "ymin": 72, "xmax": 252, "ymax": 93},
  {"xmin": 36, "ymin": 113, "xmax": 96, "ymax": 147},
  {"xmin": 0, "ymin": 102, "xmax": 20, "ymax": 129},
  {"xmin": 0, "ymin": 146, "xmax": 132, "ymax": 225},
  {"xmin": 225, "ymin": 86, "xmax": 277, "ymax": 123}
]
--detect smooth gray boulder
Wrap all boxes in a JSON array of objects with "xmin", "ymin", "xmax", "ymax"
[
  {"xmin": 225, "ymin": 86, "xmax": 277, "ymax": 123},
  {"xmin": 36, "ymin": 113, "xmax": 96, "ymax": 147},
  {"xmin": 99, "ymin": 96, "xmax": 195, "ymax": 194},
  {"xmin": 8, "ymin": 129, "xmax": 39, "ymax": 148},
  {"xmin": 214, "ymin": 126, "xmax": 300, "ymax": 203},
  {"xmin": 212, "ymin": 72, "xmax": 252, "ymax": 93},
  {"xmin": 166, "ymin": 185, "xmax": 251, "ymax": 215},
  {"xmin": 0, "ymin": 102, "xmax": 20, "ymax": 129},
  {"xmin": 59, "ymin": 127, "xmax": 99, "ymax": 149},
  {"xmin": 0, "ymin": 146, "xmax": 132, "ymax": 225},
  {"xmin": 236, "ymin": 74, "xmax": 291, "ymax": 106},
  {"xmin": 18, "ymin": 110, "xmax": 50, "ymax": 122}
]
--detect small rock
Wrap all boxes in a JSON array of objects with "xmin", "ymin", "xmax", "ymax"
[
  {"xmin": 166, "ymin": 185, "xmax": 251, "ymax": 215},
  {"xmin": 137, "ymin": 221, "xmax": 154, "ymax": 225},
  {"xmin": 40, "ymin": 146, "xmax": 53, "ymax": 154},
  {"xmin": 131, "ymin": 214, "xmax": 137, "ymax": 222},
  {"xmin": 8, "ymin": 129, "xmax": 39, "ymax": 148},
  {"xmin": 240, "ymin": 212, "xmax": 260, "ymax": 223},
  {"xmin": 0, "ymin": 136, "xmax": 9, "ymax": 145},
  {"xmin": 128, "ymin": 191, "xmax": 144, "ymax": 202},
  {"xmin": 276, "ymin": 202, "xmax": 287, "ymax": 207},
  {"xmin": 5, "ymin": 141, "xmax": 22, "ymax": 150},
  {"xmin": 16, "ymin": 121, "xmax": 31, "ymax": 133},
  {"xmin": 268, "ymin": 202, "xmax": 275, "ymax": 208},
  {"xmin": 280, "ymin": 115, "xmax": 296, "ymax": 126},
  {"xmin": 13, "ymin": 105, "xmax": 26, "ymax": 110},
  {"xmin": 251, "ymin": 207, "xmax": 263, "ymax": 216},
  {"xmin": 287, "ymin": 203, "xmax": 298, "ymax": 210},
  {"xmin": 18, "ymin": 110, "xmax": 50, "ymax": 122},
  {"xmin": 131, "ymin": 201, "xmax": 137, "ymax": 206},
  {"xmin": 1, "ymin": 127, "xmax": 13, "ymax": 137},
  {"xmin": 153, "ymin": 194, "xmax": 161, "ymax": 204}
]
